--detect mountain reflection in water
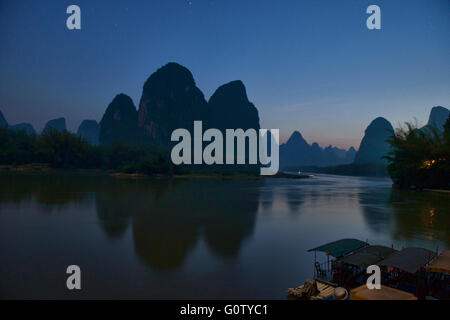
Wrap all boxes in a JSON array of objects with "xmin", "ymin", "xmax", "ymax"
[{"xmin": 0, "ymin": 173, "xmax": 448, "ymax": 299}]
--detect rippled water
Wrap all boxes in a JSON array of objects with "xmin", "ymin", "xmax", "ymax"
[{"xmin": 0, "ymin": 172, "xmax": 448, "ymax": 299}]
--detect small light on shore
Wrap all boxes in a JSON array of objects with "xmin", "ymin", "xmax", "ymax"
[{"xmin": 421, "ymin": 159, "xmax": 436, "ymax": 168}]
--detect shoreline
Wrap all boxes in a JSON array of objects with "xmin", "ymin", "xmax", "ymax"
[
  {"xmin": 1, "ymin": 165, "xmax": 448, "ymax": 192},
  {"xmin": 0, "ymin": 165, "xmax": 313, "ymax": 180}
]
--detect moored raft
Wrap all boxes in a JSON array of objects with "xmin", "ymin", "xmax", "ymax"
[
  {"xmin": 289, "ymin": 238, "xmax": 445, "ymax": 300},
  {"xmin": 338, "ymin": 245, "xmax": 397, "ymax": 269},
  {"xmin": 306, "ymin": 238, "xmax": 370, "ymax": 282},
  {"xmin": 425, "ymin": 250, "xmax": 450, "ymax": 299},
  {"xmin": 377, "ymin": 247, "xmax": 437, "ymax": 296},
  {"xmin": 287, "ymin": 280, "xmax": 337, "ymax": 300},
  {"xmin": 333, "ymin": 245, "xmax": 398, "ymax": 288},
  {"xmin": 426, "ymin": 250, "xmax": 450, "ymax": 275},
  {"xmin": 378, "ymin": 247, "xmax": 436, "ymax": 274}
]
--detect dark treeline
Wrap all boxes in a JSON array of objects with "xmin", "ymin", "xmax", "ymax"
[
  {"xmin": 384, "ymin": 116, "xmax": 450, "ymax": 190},
  {"xmin": 0, "ymin": 127, "xmax": 175, "ymax": 174},
  {"xmin": 0, "ymin": 127, "xmax": 258, "ymax": 175},
  {"xmin": 2, "ymin": 116, "xmax": 449, "ymax": 185}
]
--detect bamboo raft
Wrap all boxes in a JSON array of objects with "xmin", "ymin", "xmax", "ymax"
[{"xmin": 287, "ymin": 280, "xmax": 335, "ymax": 300}]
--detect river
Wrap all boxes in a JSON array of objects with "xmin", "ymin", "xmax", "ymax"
[{"xmin": 0, "ymin": 172, "xmax": 448, "ymax": 299}]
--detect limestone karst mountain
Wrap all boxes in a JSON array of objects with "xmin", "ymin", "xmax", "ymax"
[
  {"xmin": 137, "ymin": 62, "xmax": 209, "ymax": 146},
  {"xmin": 422, "ymin": 106, "xmax": 449, "ymax": 133},
  {"xmin": 207, "ymin": 80, "xmax": 260, "ymax": 131},
  {"xmin": 354, "ymin": 117, "xmax": 394, "ymax": 164},
  {"xmin": 207, "ymin": 80, "xmax": 261, "ymax": 170},
  {"xmin": 279, "ymin": 130, "xmax": 356, "ymax": 168},
  {"xmin": 1, "ymin": 110, "xmax": 36, "ymax": 134},
  {"xmin": 0, "ymin": 110, "xmax": 8, "ymax": 128},
  {"xmin": 280, "ymin": 131, "xmax": 313, "ymax": 167},
  {"xmin": 345, "ymin": 146, "xmax": 357, "ymax": 163},
  {"xmin": 101, "ymin": 63, "xmax": 261, "ymax": 157},
  {"xmin": 43, "ymin": 117, "xmax": 66, "ymax": 133},
  {"xmin": 77, "ymin": 120, "xmax": 100, "ymax": 145},
  {"xmin": 99, "ymin": 94, "xmax": 138, "ymax": 146},
  {"xmin": 9, "ymin": 123, "xmax": 36, "ymax": 135}
]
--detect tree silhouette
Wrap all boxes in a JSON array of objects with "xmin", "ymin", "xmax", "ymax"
[{"xmin": 384, "ymin": 122, "xmax": 449, "ymax": 189}]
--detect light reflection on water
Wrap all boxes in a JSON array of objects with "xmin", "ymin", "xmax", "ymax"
[{"xmin": 0, "ymin": 173, "xmax": 448, "ymax": 299}]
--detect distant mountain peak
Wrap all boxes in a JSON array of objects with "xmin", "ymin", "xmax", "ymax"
[
  {"xmin": 290, "ymin": 130, "xmax": 303, "ymax": 140},
  {"xmin": 111, "ymin": 93, "xmax": 136, "ymax": 111},
  {"xmin": 426, "ymin": 106, "xmax": 449, "ymax": 132},
  {"xmin": 286, "ymin": 130, "xmax": 307, "ymax": 146},
  {"xmin": 99, "ymin": 93, "xmax": 138, "ymax": 146},
  {"xmin": 143, "ymin": 62, "xmax": 197, "ymax": 91},
  {"xmin": 208, "ymin": 79, "xmax": 260, "ymax": 131},
  {"xmin": 43, "ymin": 117, "xmax": 66, "ymax": 133},
  {"xmin": 9, "ymin": 123, "xmax": 36, "ymax": 135},
  {"xmin": 209, "ymin": 80, "xmax": 247, "ymax": 103},
  {"xmin": 354, "ymin": 117, "xmax": 394, "ymax": 164},
  {"xmin": 366, "ymin": 117, "xmax": 392, "ymax": 131},
  {"xmin": 0, "ymin": 109, "xmax": 7, "ymax": 128},
  {"xmin": 138, "ymin": 63, "xmax": 208, "ymax": 145},
  {"xmin": 280, "ymin": 131, "xmax": 356, "ymax": 168},
  {"xmin": 77, "ymin": 120, "xmax": 100, "ymax": 145}
]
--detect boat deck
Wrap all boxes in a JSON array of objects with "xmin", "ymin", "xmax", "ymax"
[{"xmin": 287, "ymin": 280, "xmax": 335, "ymax": 300}]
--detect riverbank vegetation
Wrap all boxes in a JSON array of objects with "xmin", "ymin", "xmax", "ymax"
[
  {"xmin": 384, "ymin": 117, "xmax": 450, "ymax": 190},
  {"xmin": 0, "ymin": 127, "xmax": 262, "ymax": 176},
  {"xmin": 0, "ymin": 127, "xmax": 175, "ymax": 174}
]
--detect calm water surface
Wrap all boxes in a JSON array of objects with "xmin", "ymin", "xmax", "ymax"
[{"xmin": 0, "ymin": 173, "xmax": 448, "ymax": 299}]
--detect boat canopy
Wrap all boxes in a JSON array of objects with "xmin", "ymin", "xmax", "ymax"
[
  {"xmin": 307, "ymin": 239, "xmax": 369, "ymax": 258},
  {"xmin": 337, "ymin": 245, "xmax": 397, "ymax": 268},
  {"xmin": 426, "ymin": 250, "xmax": 450, "ymax": 275},
  {"xmin": 378, "ymin": 247, "xmax": 437, "ymax": 274}
]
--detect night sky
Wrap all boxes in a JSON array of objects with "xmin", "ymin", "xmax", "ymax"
[{"xmin": 0, "ymin": 0, "xmax": 449, "ymax": 149}]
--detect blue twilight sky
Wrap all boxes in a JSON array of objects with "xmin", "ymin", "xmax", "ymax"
[{"xmin": 0, "ymin": 0, "xmax": 449, "ymax": 149}]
